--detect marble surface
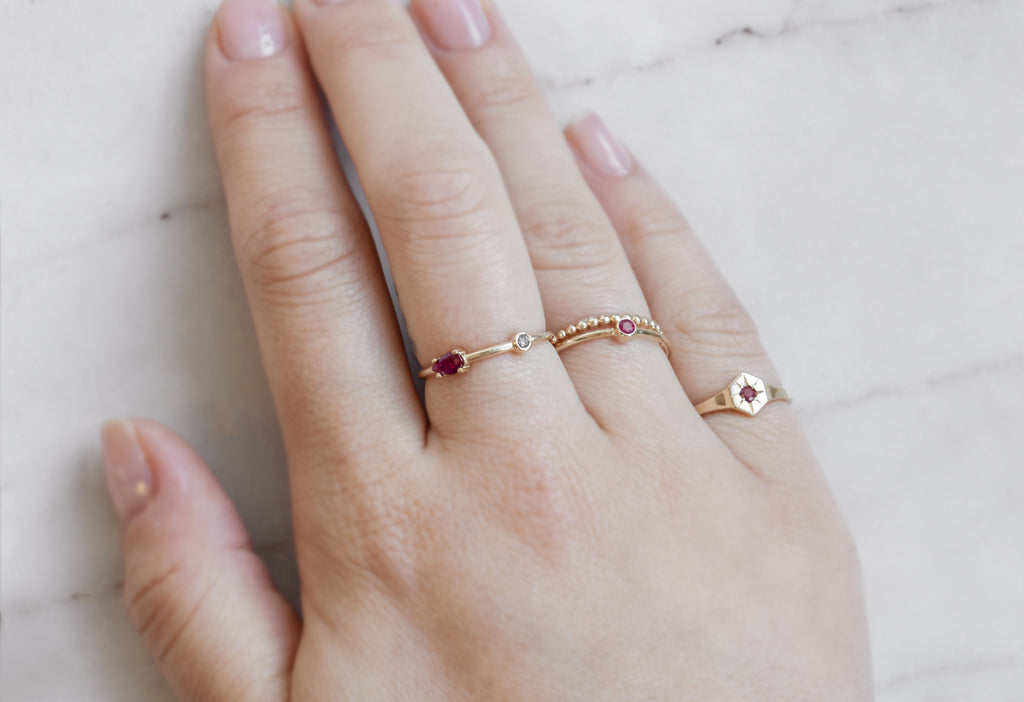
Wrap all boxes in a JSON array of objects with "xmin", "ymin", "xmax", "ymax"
[{"xmin": 3, "ymin": 0, "xmax": 1023, "ymax": 699}]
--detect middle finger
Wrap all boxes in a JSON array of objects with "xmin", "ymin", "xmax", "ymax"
[
  {"xmin": 409, "ymin": 0, "xmax": 688, "ymax": 428},
  {"xmin": 294, "ymin": 0, "xmax": 579, "ymax": 431}
]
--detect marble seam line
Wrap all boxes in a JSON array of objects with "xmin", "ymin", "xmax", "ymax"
[
  {"xmin": 4, "ymin": 541, "xmax": 291, "ymax": 617},
  {"xmin": 12, "ymin": 0, "xmax": 989, "ymax": 273},
  {"xmin": 10, "ymin": 196, "xmax": 226, "ymax": 281},
  {"xmin": 798, "ymin": 351, "xmax": 1023, "ymax": 415},
  {"xmin": 875, "ymin": 657, "xmax": 1022, "ymax": 691},
  {"xmin": 540, "ymin": 0, "xmax": 990, "ymax": 90}
]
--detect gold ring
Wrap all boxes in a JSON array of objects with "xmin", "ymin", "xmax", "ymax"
[
  {"xmin": 694, "ymin": 372, "xmax": 790, "ymax": 417},
  {"xmin": 419, "ymin": 331, "xmax": 555, "ymax": 379},
  {"xmin": 552, "ymin": 314, "xmax": 670, "ymax": 357}
]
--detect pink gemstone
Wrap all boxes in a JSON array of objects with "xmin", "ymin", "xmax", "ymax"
[
  {"xmin": 617, "ymin": 318, "xmax": 637, "ymax": 335},
  {"xmin": 739, "ymin": 385, "xmax": 758, "ymax": 403},
  {"xmin": 432, "ymin": 352, "xmax": 465, "ymax": 377}
]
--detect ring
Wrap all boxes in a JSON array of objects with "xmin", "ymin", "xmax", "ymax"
[
  {"xmin": 694, "ymin": 372, "xmax": 790, "ymax": 417},
  {"xmin": 552, "ymin": 314, "xmax": 670, "ymax": 357},
  {"xmin": 419, "ymin": 331, "xmax": 555, "ymax": 379}
]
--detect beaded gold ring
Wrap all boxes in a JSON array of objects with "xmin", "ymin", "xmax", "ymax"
[{"xmin": 552, "ymin": 314, "xmax": 670, "ymax": 357}]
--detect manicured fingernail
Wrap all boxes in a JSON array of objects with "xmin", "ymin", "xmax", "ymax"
[
  {"xmin": 217, "ymin": 0, "xmax": 286, "ymax": 60},
  {"xmin": 567, "ymin": 111, "xmax": 634, "ymax": 178},
  {"xmin": 101, "ymin": 419, "xmax": 155, "ymax": 522},
  {"xmin": 415, "ymin": 0, "xmax": 492, "ymax": 51}
]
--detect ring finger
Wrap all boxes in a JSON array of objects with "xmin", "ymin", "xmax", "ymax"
[{"xmin": 573, "ymin": 138, "xmax": 814, "ymax": 479}]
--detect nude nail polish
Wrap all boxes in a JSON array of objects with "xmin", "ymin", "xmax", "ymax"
[
  {"xmin": 101, "ymin": 419, "xmax": 155, "ymax": 522},
  {"xmin": 218, "ymin": 0, "xmax": 286, "ymax": 61},
  {"xmin": 567, "ymin": 111, "xmax": 634, "ymax": 178},
  {"xmin": 416, "ymin": 0, "xmax": 492, "ymax": 51}
]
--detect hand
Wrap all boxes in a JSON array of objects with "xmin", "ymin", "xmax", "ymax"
[{"xmin": 100, "ymin": 0, "xmax": 872, "ymax": 699}]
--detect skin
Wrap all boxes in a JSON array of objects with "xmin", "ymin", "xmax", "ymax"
[{"xmin": 101, "ymin": 0, "xmax": 873, "ymax": 699}]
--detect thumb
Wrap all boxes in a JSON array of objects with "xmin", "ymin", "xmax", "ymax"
[{"xmin": 102, "ymin": 418, "xmax": 299, "ymax": 702}]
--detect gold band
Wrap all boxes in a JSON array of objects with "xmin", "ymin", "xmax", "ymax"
[
  {"xmin": 552, "ymin": 314, "xmax": 670, "ymax": 357},
  {"xmin": 419, "ymin": 331, "xmax": 555, "ymax": 379},
  {"xmin": 694, "ymin": 372, "xmax": 790, "ymax": 417}
]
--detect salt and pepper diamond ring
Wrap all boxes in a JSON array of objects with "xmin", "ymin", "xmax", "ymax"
[
  {"xmin": 694, "ymin": 372, "xmax": 790, "ymax": 417},
  {"xmin": 419, "ymin": 331, "xmax": 555, "ymax": 379},
  {"xmin": 552, "ymin": 314, "xmax": 671, "ymax": 357}
]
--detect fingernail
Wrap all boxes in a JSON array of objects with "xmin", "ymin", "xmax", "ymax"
[
  {"xmin": 101, "ymin": 419, "xmax": 155, "ymax": 522},
  {"xmin": 415, "ymin": 0, "xmax": 492, "ymax": 51},
  {"xmin": 217, "ymin": 0, "xmax": 286, "ymax": 61},
  {"xmin": 567, "ymin": 111, "xmax": 634, "ymax": 178}
]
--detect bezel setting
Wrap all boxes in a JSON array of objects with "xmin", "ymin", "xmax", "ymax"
[
  {"xmin": 615, "ymin": 316, "xmax": 638, "ymax": 338},
  {"xmin": 513, "ymin": 332, "xmax": 533, "ymax": 352}
]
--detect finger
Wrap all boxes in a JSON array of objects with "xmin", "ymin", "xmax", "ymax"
[
  {"xmin": 102, "ymin": 419, "xmax": 299, "ymax": 701},
  {"xmin": 569, "ymin": 119, "xmax": 812, "ymax": 475},
  {"xmin": 205, "ymin": 0, "xmax": 425, "ymax": 470},
  {"xmin": 409, "ymin": 0, "xmax": 685, "ymax": 425},
  {"xmin": 294, "ymin": 0, "xmax": 578, "ymax": 431}
]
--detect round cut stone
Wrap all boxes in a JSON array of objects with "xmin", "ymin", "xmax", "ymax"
[
  {"xmin": 515, "ymin": 332, "xmax": 532, "ymax": 351},
  {"xmin": 739, "ymin": 385, "xmax": 758, "ymax": 403},
  {"xmin": 432, "ymin": 352, "xmax": 465, "ymax": 377},
  {"xmin": 617, "ymin": 318, "xmax": 637, "ymax": 335}
]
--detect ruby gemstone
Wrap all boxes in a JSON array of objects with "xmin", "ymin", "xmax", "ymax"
[
  {"xmin": 739, "ymin": 385, "xmax": 758, "ymax": 403},
  {"xmin": 432, "ymin": 352, "xmax": 465, "ymax": 377},
  {"xmin": 617, "ymin": 318, "xmax": 637, "ymax": 335}
]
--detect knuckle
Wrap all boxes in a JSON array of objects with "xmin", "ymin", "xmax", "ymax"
[
  {"xmin": 124, "ymin": 555, "xmax": 211, "ymax": 665},
  {"xmin": 458, "ymin": 59, "xmax": 538, "ymax": 119},
  {"xmin": 374, "ymin": 145, "xmax": 500, "ymax": 241},
  {"xmin": 323, "ymin": 18, "xmax": 410, "ymax": 65},
  {"xmin": 668, "ymin": 285, "xmax": 762, "ymax": 353},
  {"xmin": 621, "ymin": 199, "xmax": 764, "ymax": 356},
  {"xmin": 622, "ymin": 201, "xmax": 690, "ymax": 244},
  {"xmin": 238, "ymin": 199, "xmax": 365, "ymax": 304},
  {"xmin": 520, "ymin": 198, "xmax": 620, "ymax": 273},
  {"xmin": 217, "ymin": 77, "xmax": 311, "ymax": 134}
]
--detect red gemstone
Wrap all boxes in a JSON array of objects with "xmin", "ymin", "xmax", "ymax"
[
  {"xmin": 432, "ymin": 352, "xmax": 465, "ymax": 377},
  {"xmin": 617, "ymin": 318, "xmax": 637, "ymax": 335},
  {"xmin": 739, "ymin": 385, "xmax": 758, "ymax": 403}
]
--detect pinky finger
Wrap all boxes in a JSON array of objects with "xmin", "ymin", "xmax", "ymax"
[
  {"xmin": 102, "ymin": 419, "xmax": 298, "ymax": 701},
  {"xmin": 566, "ymin": 112, "xmax": 815, "ymax": 480}
]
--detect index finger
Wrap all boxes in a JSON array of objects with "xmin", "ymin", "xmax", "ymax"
[{"xmin": 205, "ymin": 0, "xmax": 426, "ymax": 475}]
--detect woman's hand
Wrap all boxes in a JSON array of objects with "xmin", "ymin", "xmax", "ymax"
[{"xmin": 101, "ymin": 0, "xmax": 872, "ymax": 699}]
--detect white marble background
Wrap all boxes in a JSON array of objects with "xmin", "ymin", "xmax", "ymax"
[{"xmin": 3, "ymin": 0, "xmax": 1023, "ymax": 699}]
